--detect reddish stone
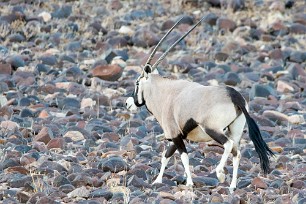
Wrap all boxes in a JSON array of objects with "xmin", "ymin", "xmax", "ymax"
[
  {"xmin": 293, "ymin": 13, "xmax": 306, "ymax": 25},
  {"xmin": 76, "ymin": 121, "xmax": 86, "ymax": 129},
  {"xmin": 252, "ymin": 177, "xmax": 268, "ymax": 189},
  {"xmin": 32, "ymin": 141, "xmax": 48, "ymax": 152},
  {"xmin": 270, "ymin": 21, "xmax": 288, "ymax": 32},
  {"xmin": 38, "ymin": 109, "xmax": 49, "ymax": 118},
  {"xmin": 20, "ymin": 154, "xmax": 36, "ymax": 166},
  {"xmin": 39, "ymin": 83, "xmax": 56, "ymax": 94},
  {"xmin": 289, "ymin": 23, "xmax": 306, "ymax": 34},
  {"xmin": 47, "ymin": 138, "xmax": 65, "ymax": 149},
  {"xmin": 5, "ymin": 166, "xmax": 29, "ymax": 174},
  {"xmin": 109, "ymin": 0, "xmax": 123, "ymax": 10},
  {"xmin": 291, "ymin": 180, "xmax": 305, "ymax": 189},
  {"xmin": 261, "ymin": 34, "xmax": 276, "ymax": 42},
  {"xmin": 34, "ymin": 127, "xmax": 53, "ymax": 144},
  {"xmin": 161, "ymin": 20, "xmax": 175, "ymax": 31},
  {"xmin": 102, "ymin": 132, "xmax": 120, "ymax": 142},
  {"xmin": 91, "ymin": 64, "xmax": 123, "ymax": 81},
  {"xmin": 0, "ymin": 139, "xmax": 5, "ymax": 144},
  {"xmin": 269, "ymin": 49, "xmax": 283, "ymax": 60},
  {"xmin": 0, "ymin": 64, "xmax": 12, "ymax": 75},
  {"xmin": 216, "ymin": 17, "xmax": 237, "ymax": 32},
  {"xmin": 0, "ymin": 106, "xmax": 13, "ymax": 118},
  {"xmin": 132, "ymin": 28, "xmax": 160, "ymax": 48}
]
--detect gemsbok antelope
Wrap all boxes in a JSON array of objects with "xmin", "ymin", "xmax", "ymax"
[{"xmin": 126, "ymin": 16, "xmax": 274, "ymax": 190}]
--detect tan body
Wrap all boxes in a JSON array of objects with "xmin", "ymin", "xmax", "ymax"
[{"xmin": 143, "ymin": 74, "xmax": 239, "ymax": 141}]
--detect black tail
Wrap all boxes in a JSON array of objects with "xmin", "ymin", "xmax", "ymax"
[
  {"xmin": 225, "ymin": 86, "xmax": 274, "ymax": 174},
  {"xmin": 240, "ymin": 106, "xmax": 274, "ymax": 174}
]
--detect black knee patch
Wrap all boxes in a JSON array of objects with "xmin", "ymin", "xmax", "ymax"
[
  {"xmin": 182, "ymin": 118, "xmax": 198, "ymax": 139},
  {"xmin": 232, "ymin": 148, "xmax": 237, "ymax": 157},
  {"xmin": 205, "ymin": 128, "xmax": 228, "ymax": 145},
  {"xmin": 172, "ymin": 136, "xmax": 187, "ymax": 154},
  {"xmin": 165, "ymin": 144, "xmax": 177, "ymax": 158}
]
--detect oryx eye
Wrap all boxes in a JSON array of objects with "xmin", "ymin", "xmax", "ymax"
[{"xmin": 136, "ymin": 81, "xmax": 139, "ymax": 86}]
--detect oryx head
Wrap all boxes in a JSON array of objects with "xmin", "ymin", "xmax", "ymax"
[{"xmin": 126, "ymin": 16, "xmax": 205, "ymax": 111}]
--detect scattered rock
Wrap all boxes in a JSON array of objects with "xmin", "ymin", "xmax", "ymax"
[
  {"xmin": 6, "ymin": 55, "xmax": 25, "ymax": 70},
  {"xmin": 89, "ymin": 189, "xmax": 113, "ymax": 200},
  {"xmin": 252, "ymin": 177, "xmax": 268, "ymax": 189},
  {"xmin": 289, "ymin": 23, "xmax": 306, "ymax": 34},
  {"xmin": 0, "ymin": 1, "xmax": 304, "ymax": 203},
  {"xmin": 67, "ymin": 186, "xmax": 90, "ymax": 198},
  {"xmin": 249, "ymin": 84, "xmax": 276, "ymax": 99},
  {"xmin": 0, "ymin": 64, "xmax": 12, "ymax": 75},
  {"xmin": 91, "ymin": 64, "xmax": 123, "ymax": 81},
  {"xmin": 99, "ymin": 157, "xmax": 129, "ymax": 173},
  {"xmin": 216, "ymin": 17, "xmax": 237, "ymax": 32},
  {"xmin": 34, "ymin": 127, "xmax": 54, "ymax": 144},
  {"xmin": 53, "ymin": 175, "xmax": 71, "ymax": 187},
  {"xmin": 63, "ymin": 131, "xmax": 85, "ymax": 142},
  {"xmin": 52, "ymin": 5, "xmax": 72, "ymax": 19},
  {"xmin": 288, "ymin": 115, "xmax": 305, "ymax": 124},
  {"xmin": 223, "ymin": 72, "xmax": 241, "ymax": 85},
  {"xmin": 193, "ymin": 177, "xmax": 219, "ymax": 187},
  {"xmin": 127, "ymin": 175, "xmax": 150, "ymax": 188},
  {"xmin": 276, "ymin": 80, "xmax": 294, "ymax": 92},
  {"xmin": 47, "ymin": 138, "xmax": 65, "ymax": 149},
  {"xmin": 263, "ymin": 110, "xmax": 288, "ymax": 123},
  {"xmin": 0, "ymin": 121, "xmax": 19, "ymax": 131},
  {"xmin": 132, "ymin": 28, "xmax": 160, "ymax": 48}
]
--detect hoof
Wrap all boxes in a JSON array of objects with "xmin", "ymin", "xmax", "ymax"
[
  {"xmin": 152, "ymin": 178, "xmax": 162, "ymax": 185},
  {"xmin": 229, "ymin": 187, "xmax": 236, "ymax": 193},
  {"xmin": 186, "ymin": 181, "xmax": 194, "ymax": 187}
]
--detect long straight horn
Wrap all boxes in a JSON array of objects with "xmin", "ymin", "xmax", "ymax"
[
  {"xmin": 145, "ymin": 16, "xmax": 185, "ymax": 67},
  {"xmin": 151, "ymin": 16, "xmax": 205, "ymax": 70}
]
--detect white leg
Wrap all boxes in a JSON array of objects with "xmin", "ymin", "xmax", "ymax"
[
  {"xmin": 216, "ymin": 139, "xmax": 233, "ymax": 183},
  {"xmin": 181, "ymin": 152, "xmax": 193, "ymax": 186},
  {"xmin": 227, "ymin": 113, "xmax": 245, "ymax": 189},
  {"xmin": 152, "ymin": 151, "xmax": 170, "ymax": 184},
  {"xmin": 230, "ymin": 149, "xmax": 241, "ymax": 190}
]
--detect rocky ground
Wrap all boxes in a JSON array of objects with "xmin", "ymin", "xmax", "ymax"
[{"xmin": 0, "ymin": 0, "xmax": 305, "ymax": 203}]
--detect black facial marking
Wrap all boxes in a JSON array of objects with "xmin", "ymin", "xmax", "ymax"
[
  {"xmin": 226, "ymin": 86, "xmax": 245, "ymax": 115},
  {"xmin": 145, "ymin": 104, "xmax": 153, "ymax": 114},
  {"xmin": 133, "ymin": 83, "xmax": 146, "ymax": 107},
  {"xmin": 205, "ymin": 128, "xmax": 228, "ymax": 145},
  {"xmin": 181, "ymin": 118, "xmax": 198, "ymax": 139},
  {"xmin": 165, "ymin": 144, "xmax": 177, "ymax": 158},
  {"xmin": 172, "ymin": 136, "xmax": 187, "ymax": 154}
]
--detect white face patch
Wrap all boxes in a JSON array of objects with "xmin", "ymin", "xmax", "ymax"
[{"xmin": 126, "ymin": 97, "xmax": 138, "ymax": 111}]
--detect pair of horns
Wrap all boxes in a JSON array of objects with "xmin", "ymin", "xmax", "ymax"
[{"xmin": 144, "ymin": 16, "xmax": 205, "ymax": 71}]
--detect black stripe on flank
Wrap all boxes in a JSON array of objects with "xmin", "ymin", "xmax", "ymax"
[
  {"xmin": 181, "ymin": 118, "xmax": 198, "ymax": 139},
  {"xmin": 205, "ymin": 128, "xmax": 228, "ymax": 145},
  {"xmin": 172, "ymin": 136, "xmax": 187, "ymax": 154}
]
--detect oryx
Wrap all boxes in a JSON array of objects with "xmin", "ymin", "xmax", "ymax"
[{"xmin": 126, "ymin": 16, "xmax": 274, "ymax": 190}]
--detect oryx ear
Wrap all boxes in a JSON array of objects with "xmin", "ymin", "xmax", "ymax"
[
  {"xmin": 144, "ymin": 64, "xmax": 152, "ymax": 74},
  {"xmin": 143, "ymin": 64, "xmax": 152, "ymax": 78}
]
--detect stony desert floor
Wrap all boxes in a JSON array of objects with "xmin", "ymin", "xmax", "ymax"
[{"xmin": 0, "ymin": 0, "xmax": 305, "ymax": 203}]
